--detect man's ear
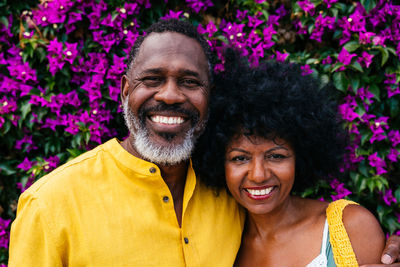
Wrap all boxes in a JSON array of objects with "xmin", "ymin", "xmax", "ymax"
[{"xmin": 120, "ymin": 75, "xmax": 130, "ymax": 103}]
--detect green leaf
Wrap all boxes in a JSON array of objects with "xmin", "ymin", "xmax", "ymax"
[
  {"xmin": 344, "ymin": 41, "xmax": 360, "ymax": 52},
  {"xmin": 0, "ymin": 162, "xmax": 17, "ymax": 175},
  {"xmin": 20, "ymin": 102, "xmax": 32, "ymax": 120},
  {"xmin": 395, "ymin": 187, "xmax": 400, "ymax": 202},
  {"xmin": 67, "ymin": 148, "xmax": 85, "ymax": 158},
  {"xmin": 377, "ymin": 46, "xmax": 389, "ymax": 66},
  {"xmin": 350, "ymin": 77, "xmax": 360, "ymax": 91},
  {"xmin": 389, "ymin": 98, "xmax": 400, "ymax": 117},
  {"xmin": 368, "ymin": 84, "xmax": 380, "ymax": 101},
  {"xmin": 349, "ymin": 61, "xmax": 363, "ymax": 72},
  {"xmin": 332, "ymin": 72, "xmax": 349, "ymax": 92},
  {"xmin": 0, "ymin": 16, "xmax": 8, "ymax": 28},
  {"xmin": 360, "ymin": 0, "xmax": 377, "ymax": 12}
]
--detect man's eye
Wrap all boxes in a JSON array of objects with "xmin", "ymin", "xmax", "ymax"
[
  {"xmin": 141, "ymin": 77, "xmax": 163, "ymax": 86},
  {"xmin": 180, "ymin": 79, "xmax": 200, "ymax": 87}
]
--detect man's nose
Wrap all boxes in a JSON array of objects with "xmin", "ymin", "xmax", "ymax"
[
  {"xmin": 248, "ymin": 159, "xmax": 269, "ymax": 183},
  {"xmin": 154, "ymin": 79, "xmax": 186, "ymax": 105}
]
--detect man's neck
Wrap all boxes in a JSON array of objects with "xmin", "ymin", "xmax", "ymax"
[{"xmin": 120, "ymin": 138, "xmax": 188, "ymax": 227}]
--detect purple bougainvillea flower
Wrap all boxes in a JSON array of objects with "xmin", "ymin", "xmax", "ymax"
[
  {"xmin": 368, "ymin": 152, "xmax": 387, "ymax": 175},
  {"xmin": 17, "ymin": 174, "xmax": 35, "ymax": 193},
  {"xmin": 0, "ymin": 218, "xmax": 11, "ymax": 249},
  {"xmin": 359, "ymin": 32, "xmax": 375, "ymax": 44},
  {"xmin": 388, "ymin": 130, "xmax": 400, "ymax": 147},
  {"xmin": 372, "ymin": 35, "xmax": 387, "ymax": 46},
  {"xmin": 384, "ymin": 73, "xmax": 396, "ymax": 84},
  {"xmin": 255, "ymin": 0, "xmax": 265, "ymax": 3},
  {"xmin": 64, "ymin": 42, "xmax": 78, "ymax": 64},
  {"xmin": 17, "ymin": 157, "xmax": 34, "ymax": 172},
  {"xmin": 358, "ymin": 51, "xmax": 374, "ymax": 68},
  {"xmin": 324, "ymin": 0, "xmax": 338, "ymax": 8},
  {"xmin": 387, "ymin": 148, "xmax": 399, "ymax": 162},
  {"xmin": 297, "ymin": 0, "xmax": 315, "ymax": 16},
  {"xmin": 330, "ymin": 179, "xmax": 352, "ymax": 200},
  {"xmin": 236, "ymin": 10, "xmax": 248, "ymax": 21},
  {"xmin": 275, "ymin": 4, "xmax": 287, "ymax": 17},
  {"xmin": 7, "ymin": 62, "xmax": 37, "ymax": 83},
  {"xmin": 0, "ymin": 96, "xmax": 17, "ymax": 115},
  {"xmin": 161, "ymin": 10, "xmax": 183, "ymax": 20},
  {"xmin": 186, "ymin": 0, "xmax": 213, "ymax": 13},
  {"xmin": 348, "ymin": 5, "xmax": 366, "ymax": 32},
  {"xmin": 47, "ymin": 38, "xmax": 64, "ymax": 55},
  {"xmin": 247, "ymin": 15, "xmax": 264, "ymax": 28},
  {"xmin": 300, "ymin": 64, "xmax": 313, "ymax": 75},
  {"xmin": 197, "ymin": 20, "xmax": 217, "ymax": 38},
  {"xmin": 387, "ymin": 85, "xmax": 400, "ymax": 98},
  {"xmin": 275, "ymin": 51, "xmax": 289, "ymax": 62},
  {"xmin": 15, "ymin": 134, "xmax": 36, "ymax": 151},
  {"xmin": 262, "ymin": 24, "xmax": 276, "ymax": 49},
  {"xmin": 0, "ymin": 116, "xmax": 4, "ymax": 128},
  {"xmin": 369, "ymin": 117, "xmax": 389, "ymax": 144},
  {"xmin": 338, "ymin": 47, "xmax": 357, "ymax": 65},
  {"xmin": 382, "ymin": 189, "xmax": 397, "ymax": 206}
]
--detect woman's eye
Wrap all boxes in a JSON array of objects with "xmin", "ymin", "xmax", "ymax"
[
  {"xmin": 231, "ymin": 155, "xmax": 248, "ymax": 162},
  {"xmin": 267, "ymin": 154, "xmax": 287, "ymax": 160}
]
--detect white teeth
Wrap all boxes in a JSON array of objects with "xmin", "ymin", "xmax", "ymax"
[
  {"xmin": 151, "ymin": 115, "xmax": 185, "ymax": 125},
  {"xmin": 246, "ymin": 187, "xmax": 273, "ymax": 196}
]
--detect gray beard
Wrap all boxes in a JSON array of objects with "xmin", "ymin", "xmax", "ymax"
[{"xmin": 122, "ymin": 98, "xmax": 200, "ymax": 165}]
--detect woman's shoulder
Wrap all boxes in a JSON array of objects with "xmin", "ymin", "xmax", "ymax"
[{"xmin": 329, "ymin": 199, "xmax": 386, "ymax": 265}]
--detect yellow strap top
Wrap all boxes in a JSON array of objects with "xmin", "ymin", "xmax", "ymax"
[{"xmin": 326, "ymin": 199, "xmax": 359, "ymax": 267}]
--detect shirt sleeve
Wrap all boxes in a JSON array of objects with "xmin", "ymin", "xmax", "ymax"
[{"xmin": 8, "ymin": 192, "xmax": 62, "ymax": 267}]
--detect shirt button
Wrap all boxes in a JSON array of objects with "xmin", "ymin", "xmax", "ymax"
[
  {"xmin": 184, "ymin": 237, "xmax": 189, "ymax": 244},
  {"xmin": 149, "ymin": 167, "xmax": 156, "ymax": 173},
  {"xmin": 163, "ymin": 196, "xmax": 169, "ymax": 203}
]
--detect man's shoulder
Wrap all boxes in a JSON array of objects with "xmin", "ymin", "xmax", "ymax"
[{"xmin": 23, "ymin": 139, "xmax": 116, "ymax": 199}]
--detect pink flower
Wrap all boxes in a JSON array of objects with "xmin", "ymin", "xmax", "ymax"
[
  {"xmin": 388, "ymin": 130, "xmax": 400, "ymax": 147},
  {"xmin": 301, "ymin": 64, "xmax": 313, "ymax": 75},
  {"xmin": 275, "ymin": 51, "xmax": 289, "ymax": 62},
  {"xmin": 382, "ymin": 189, "xmax": 397, "ymax": 206},
  {"xmin": 17, "ymin": 157, "xmax": 34, "ymax": 172},
  {"xmin": 387, "ymin": 148, "xmax": 399, "ymax": 162},
  {"xmin": 368, "ymin": 152, "xmax": 387, "ymax": 175},
  {"xmin": 338, "ymin": 47, "xmax": 357, "ymax": 65},
  {"xmin": 297, "ymin": 0, "xmax": 315, "ymax": 16},
  {"xmin": 330, "ymin": 179, "xmax": 352, "ymax": 200}
]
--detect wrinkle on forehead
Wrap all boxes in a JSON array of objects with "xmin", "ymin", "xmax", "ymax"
[{"xmin": 132, "ymin": 32, "xmax": 209, "ymax": 78}]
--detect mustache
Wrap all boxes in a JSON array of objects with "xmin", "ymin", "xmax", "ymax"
[{"xmin": 138, "ymin": 102, "xmax": 200, "ymax": 126}]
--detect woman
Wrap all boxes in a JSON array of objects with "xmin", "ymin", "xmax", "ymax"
[{"xmin": 193, "ymin": 51, "xmax": 385, "ymax": 266}]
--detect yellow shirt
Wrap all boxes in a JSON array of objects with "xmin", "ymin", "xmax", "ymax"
[{"xmin": 9, "ymin": 138, "xmax": 244, "ymax": 267}]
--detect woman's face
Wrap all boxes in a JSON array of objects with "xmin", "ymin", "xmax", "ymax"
[{"xmin": 224, "ymin": 134, "xmax": 295, "ymax": 215}]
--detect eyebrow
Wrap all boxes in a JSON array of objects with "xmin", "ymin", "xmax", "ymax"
[
  {"xmin": 137, "ymin": 68, "xmax": 202, "ymax": 78},
  {"xmin": 226, "ymin": 146, "xmax": 289, "ymax": 154}
]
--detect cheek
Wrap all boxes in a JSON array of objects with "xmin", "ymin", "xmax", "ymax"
[
  {"xmin": 189, "ymin": 90, "xmax": 209, "ymax": 117},
  {"xmin": 224, "ymin": 164, "xmax": 243, "ymax": 194},
  {"xmin": 129, "ymin": 87, "xmax": 155, "ymax": 113}
]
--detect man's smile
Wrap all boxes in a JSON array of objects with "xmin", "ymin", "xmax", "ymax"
[{"xmin": 150, "ymin": 115, "xmax": 186, "ymax": 125}]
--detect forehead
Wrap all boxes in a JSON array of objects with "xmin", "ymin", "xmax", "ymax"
[
  {"xmin": 229, "ymin": 134, "xmax": 291, "ymax": 149},
  {"xmin": 132, "ymin": 32, "xmax": 209, "ymax": 78}
]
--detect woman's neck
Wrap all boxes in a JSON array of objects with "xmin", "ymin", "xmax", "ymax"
[{"xmin": 244, "ymin": 196, "xmax": 302, "ymax": 239}]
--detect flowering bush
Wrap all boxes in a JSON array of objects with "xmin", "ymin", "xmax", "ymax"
[{"xmin": 0, "ymin": 0, "xmax": 399, "ymax": 263}]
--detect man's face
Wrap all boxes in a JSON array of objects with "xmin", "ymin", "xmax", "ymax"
[{"xmin": 121, "ymin": 32, "xmax": 210, "ymax": 165}]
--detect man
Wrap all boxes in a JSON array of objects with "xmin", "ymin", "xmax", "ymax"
[{"xmin": 8, "ymin": 19, "xmax": 400, "ymax": 266}]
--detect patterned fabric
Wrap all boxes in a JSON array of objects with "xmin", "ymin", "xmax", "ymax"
[{"xmin": 326, "ymin": 199, "xmax": 359, "ymax": 267}]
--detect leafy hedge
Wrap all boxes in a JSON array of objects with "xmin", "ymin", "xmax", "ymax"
[{"xmin": 0, "ymin": 0, "xmax": 399, "ymax": 264}]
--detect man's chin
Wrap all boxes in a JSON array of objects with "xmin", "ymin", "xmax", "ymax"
[{"xmin": 133, "ymin": 130, "xmax": 194, "ymax": 166}]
